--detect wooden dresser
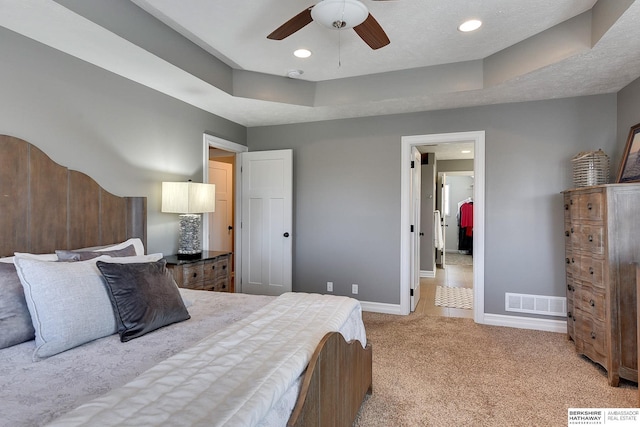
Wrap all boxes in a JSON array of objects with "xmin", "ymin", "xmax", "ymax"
[
  {"xmin": 165, "ymin": 251, "xmax": 232, "ymax": 292},
  {"xmin": 563, "ymin": 184, "xmax": 640, "ymax": 386}
]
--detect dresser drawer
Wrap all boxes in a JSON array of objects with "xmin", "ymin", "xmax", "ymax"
[
  {"xmin": 203, "ymin": 255, "xmax": 230, "ymax": 282},
  {"xmin": 575, "ymin": 224, "xmax": 605, "ymax": 255},
  {"xmin": 577, "ymin": 191, "xmax": 604, "ymax": 221},
  {"xmin": 165, "ymin": 252, "xmax": 232, "ymax": 293},
  {"xmin": 576, "ymin": 312, "xmax": 607, "ymax": 367},
  {"xmin": 576, "ymin": 283, "xmax": 606, "ymax": 322},
  {"xmin": 566, "ymin": 253, "xmax": 579, "ymax": 278},
  {"xmin": 180, "ymin": 262, "xmax": 205, "ymax": 289},
  {"xmin": 567, "ymin": 289, "xmax": 575, "ymax": 341},
  {"xmin": 577, "ymin": 255, "xmax": 605, "ymax": 288}
]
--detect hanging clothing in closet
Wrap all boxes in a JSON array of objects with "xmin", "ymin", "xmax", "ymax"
[
  {"xmin": 434, "ymin": 210, "xmax": 444, "ymax": 251},
  {"xmin": 458, "ymin": 199, "xmax": 473, "ymax": 254}
]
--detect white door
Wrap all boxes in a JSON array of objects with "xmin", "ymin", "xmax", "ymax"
[
  {"xmin": 240, "ymin": 149, "xmax": 293, "ymax": 296},
  {"xmin": 208, "ymin": 160, "xmax": 233, "ymax": 252},
  {"xmin": 410, "ymin": 147, "xmax": 421, "ymax": 312},
  {"xmin": 439, "ymin": 173, "xmax": 448, "ymax": 268}
]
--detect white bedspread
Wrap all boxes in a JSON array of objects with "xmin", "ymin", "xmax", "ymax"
[{"xmin": 48, "ymin": 292, "xmax": 366, "ymax": 427}]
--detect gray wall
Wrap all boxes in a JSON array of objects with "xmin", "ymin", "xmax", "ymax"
[
  {"xmin": 0, "ymin": 27, "xmax": 246, "ymax": 255},
  {"xmin": 248, "ymin": 94, "xmax": 618, "ymax": 316}
]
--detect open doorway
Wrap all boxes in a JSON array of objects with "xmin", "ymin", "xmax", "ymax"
[
  {"xmin": 425, "ymin": 170, "xmax": 474, "ymax": 319},
  {"xmin": 400, "ymin": 131, "xmax": 485, "ymax": 324},
  {"xmin": 201, "ymin": 134, "xmax": 247, "ymax": 293}
]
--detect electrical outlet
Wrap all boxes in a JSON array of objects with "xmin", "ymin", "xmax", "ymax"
[
  {"xmin": 327, "ymin": 281, "xmax": 333, "ymax": 292},
  {"xmin": 352, "ymin": 284, "xmax": 358, "ymax": 295}
]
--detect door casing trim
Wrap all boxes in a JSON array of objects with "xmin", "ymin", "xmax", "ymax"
[
  {"xmin": 202, "ymin": 134, "xmax": 248, "ymax": 292},
  {"xmin": 400, "ymin": 131, "xmax": 485, "ymax": 323}
]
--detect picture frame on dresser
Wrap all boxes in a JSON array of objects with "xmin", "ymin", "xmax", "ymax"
[{"xmin": 616, "ymin": 122, "xmax": 640, "ymax": 183}]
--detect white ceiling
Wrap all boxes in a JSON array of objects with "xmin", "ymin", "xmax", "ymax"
[
  {"xmin": 132, "ymin": 0, "xmax": 596, "ymax": 82},
  {"xmin": 2, "ymin": 0, "xmax": 640, "ymax": 128}
]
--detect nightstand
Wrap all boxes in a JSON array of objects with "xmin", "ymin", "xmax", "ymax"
[{"xmin": 164, "ymin": 251, "xmax": 232, "ymax": 292}]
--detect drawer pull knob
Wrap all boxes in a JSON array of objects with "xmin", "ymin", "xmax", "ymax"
[
  {"xmin": 565, "ymin": 231, "xmax": 570, "ymax": 237},
  {"xmin": 589, "ymin": 299, "xmax": 595, "ymax": 307},
  {"xmin": 567, "ymin": 311, "xmax": 572, "ymax": 319},
  {"xmin": 588, "ymin": 235, "xmax": 593, "ymax": 242},
  {"xmin": 570, "ymin": 199, "xmax": 573, "ymax": 205},
  {"xmin": 212, "ymin": 265, "xmax": 216, "ymax": 270},
  {"xmin": 587, "ymin": 203, "xmax": 592, "ymax": 210},
  {"xmin": 571, "ymin": 258, "xmax": 575, "ymax": 264},
  {"xmin": 591, "ymin": 332, "xmax": 596, "ymax": 340},
  {"xmin": 570, "ymin": 227, "xmax": 574, "ymax": 234},
  {"xmin": 222, "ymin": 265, "xmax": 226, "ymax": 270},
  {"xmin": 589, "ymin": 267, "xmax": 594, "ymax": 275},
  {"xmin": 564, "ymin": 204, "xmax": 569, "ymax": 210},
  {"xmin": 566, "ymin": 258, "xmax": 570, "ymax": 264},
  {"xmin": 192, "ymin": 273, "xmax": 198, "ymax": 278}
]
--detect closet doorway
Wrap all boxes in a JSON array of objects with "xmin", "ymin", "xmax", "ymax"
[{"xmin": 400, "ymin": 131, "xmax": 485, "ymax": 324}]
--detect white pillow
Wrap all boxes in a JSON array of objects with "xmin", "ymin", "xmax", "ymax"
[
  {"xmin": 3, "ymin": 253, "xmax": 59, "ymax": 264},
  {"xmin": 13, "ymin": 253, "xmax": 162, "ymax": 360},
  {"xmin": 82, "ymin": 238, "xmax": 146, "ymax": 256}
]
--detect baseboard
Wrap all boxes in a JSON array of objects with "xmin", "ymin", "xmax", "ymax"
[
  {"xmin": 359, "ymin": 304, "xmax": 568, "ymax": 332},
  {"xmin": 420, "ymin": 270, "xmax": 435, "ymax": 278},
  {"xmin": 360, "ymin": 301, "xmax": 403, "ymax": 315},
  {"xmin": 481, "ymin": 313, "xmax": 567, "ymax": 333}
]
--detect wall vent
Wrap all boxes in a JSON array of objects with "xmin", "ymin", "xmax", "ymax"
[{"xmin": 505, "ymin": 293, "xmax": 566, "ymax": 317}]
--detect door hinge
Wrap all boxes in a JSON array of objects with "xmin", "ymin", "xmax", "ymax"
[
  {"xmin": 410, "ymin": 160, "xmax": 415, "ymax": 168},
  {"xmin": 410, "ymin": 225, "xmax": 414, "ymax": 232},
  {"xmin": 410, "ymin": 288, "xmax": 414, "ymax": 297}
]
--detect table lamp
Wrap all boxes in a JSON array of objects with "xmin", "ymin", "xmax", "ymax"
[{"xmin": 162, "ymin": 181, "xmax": 215, "ymax": 258}]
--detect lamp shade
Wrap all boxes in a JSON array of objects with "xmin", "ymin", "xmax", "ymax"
[{"xmin": 162, "ymin": 182, "xmax": 215, "ymax": 214}]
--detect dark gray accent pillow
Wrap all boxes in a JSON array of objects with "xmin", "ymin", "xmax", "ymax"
[
  {"xmin": 0, "ymin": 263, "xmax": 35, "ymax": 349},
  {"xmin": 96, "ymin": 260, "xmax": 190, "ymax": 342},
  {"xmin": 56, "ymin": 244, "xmax": 136, "ymax": 262}
]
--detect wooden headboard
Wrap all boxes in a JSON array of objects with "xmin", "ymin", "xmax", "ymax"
[{"xmin": 0, "ymin": 135, "xmax": 147, "ymax": 257}]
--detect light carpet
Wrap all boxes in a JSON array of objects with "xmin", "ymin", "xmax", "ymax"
[
  {"xmin": 435, "ymin": 286, "xmax": 473, "ymax": 309},
  {"xmin": 354, "ymin": 312, "xmax": 637, "ymax": 426}
]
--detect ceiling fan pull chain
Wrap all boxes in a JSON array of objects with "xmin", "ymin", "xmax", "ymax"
[{"xmin": 338, "ymin": 29, "xmax": 342, "ymax": 68}]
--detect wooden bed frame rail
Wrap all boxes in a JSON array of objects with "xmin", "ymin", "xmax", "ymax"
[{"xmin": 289, "ymin": 332, "xmax": 373, "ymax": 427}]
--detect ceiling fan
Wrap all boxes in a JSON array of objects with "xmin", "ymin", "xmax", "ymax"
[{"xmin": 267, "ymin": 0, "xmax": 394, "ymax": 50}]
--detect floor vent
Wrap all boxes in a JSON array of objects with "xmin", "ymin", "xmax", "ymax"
[{"xmin": 505, "ymin": 293, "xmax": 566, "ymax": 317}]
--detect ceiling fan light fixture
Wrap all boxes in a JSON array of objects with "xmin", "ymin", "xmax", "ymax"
[
  {"xmin": 311, "ymin": 0, "xmax": 368, "ymax": 30},
  {"xmin": 458, "ymin": 19, "xmax": 482, "ymax": 32}
]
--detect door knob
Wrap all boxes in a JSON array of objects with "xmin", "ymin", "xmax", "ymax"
[
  {"xmin": 228, "ymin": 225, "xmax": 233, "ymax": 231},
  {"xmin": 283, "ymin": 232, "xmax": 290, "ymax": 238}
]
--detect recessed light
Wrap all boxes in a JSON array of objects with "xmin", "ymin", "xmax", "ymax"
[
  {"xmin": 294, "ymin": 49, "xmax": 312, "ymax": 58},
  {"xmin": 458, "ymin": 19, "xmax": 482, "ymax": 32}
]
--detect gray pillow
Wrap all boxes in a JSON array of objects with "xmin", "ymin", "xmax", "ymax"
[
  {"xmin": 13, "ymin": 253, "xmax": 163, "ymax": 360},
  {"xmin": 96, "ymin": 260, "xmax": 191, "ymax": 342},
  {"xmin": 56, "ymin": 244, "xmax": 136, "ymax": 261},
  {"xmin": 0, "ymin": 263, "xmax": 35, "ymax": 349}
]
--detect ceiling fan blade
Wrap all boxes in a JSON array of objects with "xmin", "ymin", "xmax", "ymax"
[
  {"xmin": 353, "ymin": 13, "xmax": 390, "ymax": 49},
  {"xmin": 267, "ymin": 7, "xmax": 314, "ymax": 40}
]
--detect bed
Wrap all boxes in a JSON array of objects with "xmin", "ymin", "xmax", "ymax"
[{"xmin": 0, "ymin": 135, "xmax": 372, "ymax": 427}]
